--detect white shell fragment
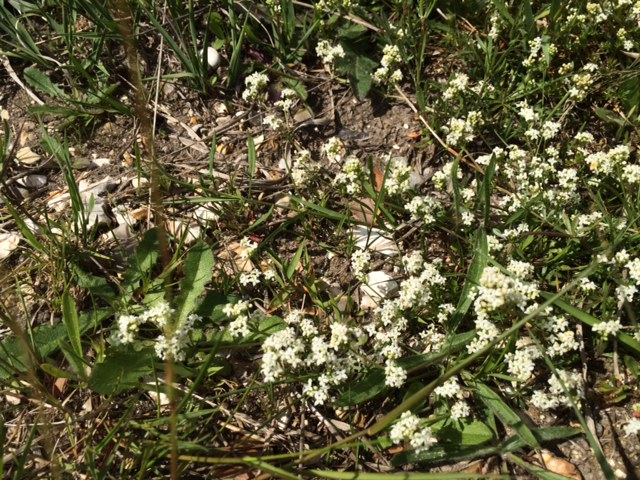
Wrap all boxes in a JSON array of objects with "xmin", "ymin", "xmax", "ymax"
[
  {"xmin": 17, "ymin": 175, "xmax": 47, "ymax": 188},
  {"xmin": 200, "ymin": 46, "xmax": 221, "ymax": 70},
  {"xmin": 0, "ymin": 233, "xmax": 21, "ymax": 260},
  {"xmin": 360, "ymin": 271, "xmax": 399, "ymax": 309},
  {"xmin": 91, "ymin": 158, "xmax": 111, "ymax": 168},
  {"xmin": 16, "ymin": 147, "xmax": 41, "ymax": 165},
  {"xmin": 352, "ymin": 225, "xmax": 400, "ymax": 256},
  {"xmin": 84, "ymin": 196, "xmax": 110, "ymax": 227}
]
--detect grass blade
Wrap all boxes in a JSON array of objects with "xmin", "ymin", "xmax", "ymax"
[{"xmin": 473, "ymin": 381, "xmax": 540, "ymax": 448}]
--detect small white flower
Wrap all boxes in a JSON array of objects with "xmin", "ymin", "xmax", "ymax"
[
  {"xmin": 624, "ymin": 418, "xmax": 640, "ymax": 437},
  {"xmin": 239, "ymin": 237, "xmax": 258, "ymax": 258},
  {"xmin": 384, "ymin": 361, "xmax": 407, "ymax": 387},
  {"xmin": 435, "ymin": 377, "xmax": 461, "ymax": 398},
  {"xmin": 242, "ymin": 72, "xmax": 269, "ymax": 102},
  {"xmin": 316, "ymin": 40, "xmax": 345, "ymax": 64},
  {"xmin": 450, "ymin": 400, "xmax": 471, "ymax": 421},
  {"xmin": 239, "ymin": 269, "xmax": 262, "ymax": 286},
  {"xmin": 592, "ymin": 319, "xmax": 623, "ymax": 339}
]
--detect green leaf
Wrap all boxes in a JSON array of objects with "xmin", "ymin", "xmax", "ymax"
[
  {"xmin": 474, "ymin": 382, "xmax": 539, "ymax": 448},
  {"xmin": 286, "ymin": 241, "xmax": 306, "ymax": 280},
  {"xmin": 251, "ymin": 316, "xmax": 287, "ymax": 340},
  {"xmin": 73, "ymin": 266, "xmax": 116, "ymax": 302},
  {"xmin": 492, "ymin": 0, "xmax": 515, "ymax": 26},
  {"xmin": 290, "ymin": 196, "xmax": 350, "ymax": 222},
  {"xmin": 23, "ymin": 66, "xmax": 65, "ymax": 97},
  {"xmin": 89, "ymin": 347, "xmax": 156, "ymax": 395},
  {"xmin": 398, "ymin": 330, "xmax": 477, "ymax": 370},
  {"xmin": 0, "ymin": 309, "xmax": 110, "ymax": 379},
  {"xmin": 62, "ymin": 292, "xmax": 82, "ymax": 358},
  {"xmin": 336, "ymin": 369, "xmax": 387, "ymax": 407},
  {"xmin": 336, "ymin": 51, "xmax": 377, "ymax": 99},
  {"xmin": 40, "ymin": 362, "xmax": 81, "ymax": 381},
  {"xmin": 594, "ymin": 108, "xmax": 627, "ymax": 127},
  {"xmin": 175, "ymin": 241, "xmax": 215, "ymax": 324},
  {"xmin": 123, "ymin": 228, "xmax": 159, "ymax": 294},
  {"xmin": 460, "ymin": 420, "xmax": 495, "ymax": 446},
  {"xmin": 392, "ymin": 426, "xmax": 580, "ymax": 466},
  {"xmin": 450, "ymin": 230, "xmax": 487, "ymax": 330},
  {"xmin": 58, "ymin": 340, "xmax": 88, "ymax": 380}
]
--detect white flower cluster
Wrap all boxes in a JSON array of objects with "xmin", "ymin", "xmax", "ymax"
[
  {"xmin": 274, "ymin": 88, "xmax": 297, "ymax": 111},
  {"xmin": 265, "ymin": 0, "xmax": 280, "ymax": 13},
  {"xmin": 289, "ymin": 150, "xmax": 320, "ymax": 186},
  {"xmin": 242, "ymin": 72, "xmax": 269, "ymax": 102},
  {"xmin": 468, "ymin": 266, "xmax": 539, "ymax": 353},
  {"xmin": 522, "ymin": 37, "xmax": 556, "ymax": 68},
  {"xmin": 263, "ymin": 114, "xmax": 284, "ymax": 131},
  {"xmin": 592, "ymin": 319, "xmax": 623, "ymax": 339},
  {"xmin": 376, "ymin": 156, "xmax": 412, "ymax": 195},
  {"xmin": 113, "ymin": 301, "xmax": 199, "ymax": 362},
  {"xmin": 442, "ymin": 111, "xmax": 482, "ymax": 147},
  {"xmin": 567, "ymin": 63, "xmax": 598, "ymax": 101},
  {"xmin": 155, "ymin": 313, "xmax": 200, "ymax": 362},
  {"xmin": 624, "ymin": 418, "xmax": 640, "ymax": 437},
  {"xmin": 358, "ymin": 260, "xmax": 446, "ymax": 387},
  {"xmin": 239, "ymin": 268, "xmax": 262, "ymax": 286},
  {"xmin": 493, "ymin": 143, "xmax": 582, "ymax": 212},
  {"xmin": 617, "ymin": 27, "xmax": 635, "ymax": 50},
  {"xmin": 373, "ymin": 45, "xmax": 403, "ymax": 85},
  {"xmin": 488, "ymin": 11, "xmax": 505, "ymax": 40},
  {"xmin": 505, "ymin": 339, "xmax": 542, "ymax": 381},
  {"xmin": 402, "ymin": 250, "xmax": 424, "ymax": 275},
  {"xmin": 434, "ymin": 377, "xmax": 471, "ymax": 421},
  {"xmin": 261, "ymin": 317, "xmax": 366, "ymax": 405},
  {"xmin": 443, "ymin": 72, "xmax": 469, "ymax": 100},
  {"xmin": 389, "ymin": 411, "xmax": 437, "ymax": 453},
  {"xmin": 224, "ymin": 300, "xmax": 253, "ymax": 338},
  {"xmin": 239, "ymin": 236, "xmax": 258, "ymax": 258},
  {"xmin": 334, "ymin": 155, "xmax": 364, "ymax": 194},
  {"xmin": 351, "ymin": 249, "xmax": 371, "ymax": 280},
  {"xmin": 531, "ymin": 369, "xmax": 584, "ymax": 410},
  {"xmin": 322, "ymin": 137, "xmax": 344, "ymax": 164},
  {"xmin": 316, "ymin": 0, "xmax": 355, "ymax": 11},
  {"xmin": 517, "ymin": 101, "xmax": 562, "ymax": 142},
  {"xmin": 583, "ymin": 145, "xmax": 630, "ymax": 175},
  {"xmin": 432, "ymin": 161, "xmax": 463, "ymax": 191},
  {"xmin": 316, "ymin": 40, "xmax": 345, "ymax": 65},
  {"xmin": 544, "ymin": 315, "xmax": 580, "ymax": 358},
  {"xmin": 113, "ymin": 301, "xmax": 175, "ymax": 346}
]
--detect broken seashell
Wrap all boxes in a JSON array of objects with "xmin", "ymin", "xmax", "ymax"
[
  {"xmin": 352, "ymin": 225, "xmax": 400, "ymax": 256},
  {"xmin": 200, "ymin": 46, "xmax": 221, "ymax": 70},
  {"xmin": 17, "ymin": 175, "xmax": 47, "ymax": 188},
  {"xmin": 0, "ymin": 232, "xmax": 21, "ymax": 259},
  {"xmin": 360, "ymin": 271, "xmax": 399, "ymax": 309},
  {"xmin": 16, "ymin": 147, "xmax": 41, "ymax": 165}
]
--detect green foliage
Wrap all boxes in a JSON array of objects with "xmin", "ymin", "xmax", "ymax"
[
  {"xmin": 174, "ymin": 241, "xmax": 215, "ymax": 324},
  {"xmin": 89, "ymin": 346, "xmax": 157, "ymax": 395}
]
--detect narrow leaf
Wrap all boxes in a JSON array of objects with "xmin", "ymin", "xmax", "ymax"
[
  {"xmin": 175, "ymin": 242, "xmax": 215, "ymax": 323},
  {"xmin": 450, "ymin": 230, "xmax": 487, "ymax": 330},
  {"xmin": 62, "ymin": 291, "xmax": 82, "ymax": 358},
  {"xmin": 286, "ymin": 241, "xmax": 305, "ymax": 280},
  {"xmin": 474, "ymin": 382, "xmax": 539, "ymax": 448},
  {"xmin": 23, "ymin": 66, "xmax": 64, "ymax": 97}
]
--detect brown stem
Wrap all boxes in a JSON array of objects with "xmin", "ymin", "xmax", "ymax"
[{"xmin": 109, "ymin": 1, "xmax": 176, "ymax": 477}]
